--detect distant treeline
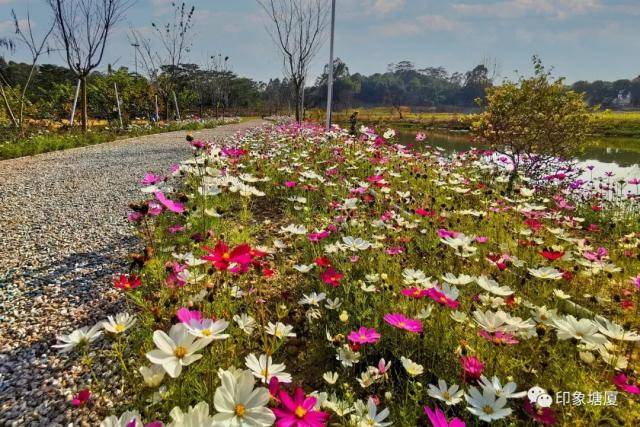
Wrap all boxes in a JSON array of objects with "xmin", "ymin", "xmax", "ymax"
[{"xmin": 2, "ymin": 56, "xmax": 639, "ymax": 125}]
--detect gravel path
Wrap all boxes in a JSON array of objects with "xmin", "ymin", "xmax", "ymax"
[{"xmin": 0, "ymin": 120, "xmax": 264, "ymax": 426}]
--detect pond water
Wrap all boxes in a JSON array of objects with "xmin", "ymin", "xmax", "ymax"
[{"xmin": 394, "ymin": 130, "xmax": 640, "ymax": 185}]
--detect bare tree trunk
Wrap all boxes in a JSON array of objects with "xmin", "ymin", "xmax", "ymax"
[
  {"xmin": 0, "ymin": 84, "xmax": 18, "ymax": 128},
  {"xmin": 81, "ymin": 75, "xmax": 88, "ymax": 132}
]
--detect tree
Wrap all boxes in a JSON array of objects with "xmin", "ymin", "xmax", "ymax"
[
  {"xmin": 257, "ymin": 0, "xmax": 328, "ymax": 122},
  {"xmin": 48, "ymin": 0, "xmax": 132, "ymax": 131},
  {"xmin": 470, "ymin": 57, "xmax": 592, "ymax": 194},
  {"xmin": 130, "ymin": 2, "xmax": 195, "ymax": 120},
  {"xmin": 0, "ymin": 9, "xmax": 55, "ymax": 132}
]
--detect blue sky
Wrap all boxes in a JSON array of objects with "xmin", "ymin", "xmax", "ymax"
[{"xmin": 1, "ymin": 0, "xmax": 639, "ymax": 83}]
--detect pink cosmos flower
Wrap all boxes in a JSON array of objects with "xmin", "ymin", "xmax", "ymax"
[
  {"xmin": 127, "ymin": 211, "xmax": 143, "ymax": 222},
  {"xmin": 71, "ymin": 389, "xmax": 90, "ymax": 407},
  {"xmin": 272, "ymin": 388, "xmax": 330, "ymax": 427},
  {"xmin": 383, "ymin": 313, "xmax": 422, "ymax": 333},
  {"xmin": 320, "ymin": 267, "xmax": 343, "ymax": 287},
  {"xmin": 479, "ymin": 330, "xmax": 519, "ymax": 345},
  {"xmin": 176, "ymin": 307, "xmax": 201, "ymax": 324},
  {"xmin": 401, "ymin": 287, "xmax": 428, "ymax": 299},
  {"xmin": 385, "ymin": 246, "xmax": 404, "ymax": 255},
  {"xmin": 460, "ymin": 356, "xmax": 484, "ymax": 381},
  {"xmin": 612, "ymin": 373, "xmax": 640, "ymax": 394},
  {"xmin": 170, "ymin": 163, "xmax": 181, "ymax": 174},
  {"xmin": 415, "ymin": 132, "xmax": 427, "ymax": 142},
  {"xmin": 415, "ymin": 208, "xmax": 436, "ymax": 217},
  {"xmin": 308, "ymin": 230, "xmax": 330, "ymax": 242},
  {"xmin": 437, "ymin": 229, "xmax": 460, "ymax": 239},
  {"xmin": 284, "ymin": 181, "xmax": 297, "ymax": 188},
  {"xmin": 168, "ymin": 224, "xmax": 185, "ymax": 234},
  {"xmin": 475, "ymin": 236, "xmax": 488, "ymax": 243},
  {"xmin": 140, "ymin": 173, "xmax": 163, "ymax": 186},
  {"xmin": 630, "ymin": 274, "xmax": 640, "ymax": 290},
  {"xmin": 583, "ymin": 246, "xmax": 608, "ymax": 262},
  {"xmin": 148, "ymin": 200, "xmax": 163, "ymax": 216},
  {"xmin": 425, "ymin": 288, "xmax": 459, "ymax": 309},
  {"xmin": 424, "ymin": 406, "xmax": 465, "ymax": 427},
  {"xmin": 154, "ymin": 191, "xmax": 185, "ymax": 214},
  {"xmin": 347, "ymin": 327, "xmax": 381, "ymax": 345},
  {"xmin": 165, "ymin": 262, "xmax": 188, "ymax": 287}
]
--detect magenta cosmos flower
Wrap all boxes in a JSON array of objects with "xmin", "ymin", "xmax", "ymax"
[
  {"xmin": 273, "ymin": 388, "xmax": 330, "ymax": 427},
  {"xmin": 424, "ymin": 406, "xmax": 465, "ymax": 427},
  {"xmin": 347, "ymin": 327, "xmax": 381, "ymax": 345},
  {"xmin": 401, "ymin": 287, "xmax": 428, "ymax": 299},
  {"xmin": 383, "ymin": 313, "xmax": 422, "ymax": 333},
  {"xmin": 612, "ymin": 373, "xmax": 640, "ymax": 394},
  {"xmin": 153, "ymin": 191, "xmax": 185, "ymax": 213},
  {"xmin": 479, "ymin": 330, "xmax": 519, "ymax": 345},
  {"xmin": 425, "ymin": 288, "xmax": 460, "ymax": 309},
  {"xmin": 460, "ymin": 356, "xmax": 484, "ymax": 381}
]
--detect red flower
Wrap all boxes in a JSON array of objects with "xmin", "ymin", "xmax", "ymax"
[
  {"xmin": 460, "ymin": 356, "xmax": 484, "ymax": 381},
  {"xmin": 524, "ymin": 218, "xmax": 543, "ymax": 231},
  {"xmin": 71, "ymin": 388, "xmax": 91, "ymax": 407},
  {"xmin": 314, "ymin": 257, "xmax": 332, "ymax": 267},
  {"xmin": 202, "ymin": 241, "xmax": 253, "ymax": 273},
  {"xmin": 539, "ymin": 250, "xmax": 564, "ymax": 261},
  {"xmin": 320, "ymin": 267, "xmax": 343, "ymax": 287},
  {"xmin": 114, "ymin": 274, "xmax": 141, "ymax": 291}
]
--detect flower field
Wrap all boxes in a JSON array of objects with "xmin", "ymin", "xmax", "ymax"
[{"xmin": 56, "ymin": 123, "xmax": 640, "ymax": 426}]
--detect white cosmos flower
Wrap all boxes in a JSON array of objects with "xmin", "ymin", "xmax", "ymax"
[
  {"xmin": 529, "ymin": 305, "xmax": 559, "ymax": 325},
  {"xmin": 213, "ymin": 369, "xmax": 275, "ymax": 426},
  {"xmin": 441, "ymin": 233, "xmax": 477, "ymax": 257},
  {"xmin": 473, "ymin": 310, "xmax": 516, "ymax": 333},
  {"xmin": 299, "ymin": 291, "xmax": 326, "ymax": 306},
  {"xmin": 442, "ymin": 273, "xmax": 475, "ymax": 285},
  {"xmin": 383, "ymin": 129, "xmax": 396, "ymax": 139},
  {"xmin": 265, "ymin": 322, "xmax": 296, "ymax": 339},
  {"xmin": 53, "ymin": 323, "xmax": 103, "ymax": 353},
  {"xmin": 357, "ymin": 397, "xmax": 392, "ymax": 427},
  {"xmin": 465, "ymin": 386, "xmax": 512, "ymax": 422},
  {"xmin": 139, "ymin": 364, "xmax": 165, "ymax": 387},
  {"xmin": 342, "ymin": 236, "xmax": 372, "ymax": 251},
  {"xmin": 552, "ymin": 315, "xmax": 608, "ymax": 346},
  {"xmin": 400, "ymin": 356, "xmax": 423, "ymax": 377},
  {"xmin": 475, "ymin": 276, "xmax": 513, "ymax": 296},
  {"xmin": 337, "ymin": 344, "xmax": 361, "ymax": 367},
  {"xmin": 528, "ymin": 266, "xmax": 563, "ymax": 280},
  {"xmin": 293, "ymin": 264, "xmax": 315, "ymax": 273},
  {"xmin": 323, "ymin": 371, "xmax": 339, "ymax": 385},
  {"xmin": 233, "ymin": 314, "xmax": 257, "ymax": 335},
  {"xmin": 478, "ymin": 375, "xmax": 526, "ymax": 399},
  {"xmin": 99, "ymin": 411, "xmax": 142, "ymax": 427},
  {"xmin": 245, "ymin": 353, "xmax": 292, "ymax": 384},
  {"xmin": 427, "ymin": 379, "xmax": 464, "ymax": 405},
  {"xmin": 325, "ymin": 298, "xmax": 342, "ymax": 310},
  {"xmin": 402, "ymin": 268, "xmax": 431, "ymax": 286},
  {"xmin": 102, "ymin": 313, "xmax": 136, "ymax": 334},
  {"xmin": 594, "ymin": 316, "xmax": 640, "ymax": 341},
  {"xmin": 280, "ymin": 223, "xmax": 307, "ymax": 235},
  {"xmin": 146, "ymin": 323, "xmax": 212, "ymax": 378},
  {"xmin": 167, "ymin": 402, "xmax": 215, "ymax": 427},
  {"xmin": 185, "ymin": 318, "xmax": 230, "ymax": 340}
]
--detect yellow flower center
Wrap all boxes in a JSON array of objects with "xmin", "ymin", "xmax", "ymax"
[
  {"xmin": 398, "ymin": 321, "xmax": 406, "ymax": 327},
  {"xmin": 174, "ymin": 346, "xmax": 188, "ymax": 358},
  {"xmin": 222, "ymin": 252, "xmax": 231, "ymax": 260},
  {"xmin": 261, "ymin": 368, "xmax": 269, "ymax": 378},
  {"xmin": 443, "ymin": 391, "xmax": 451, "ymax": 400},
  {"xmin": 483, "ymin": 405, "xmax": 494, "ymax": 414},
  {"xmin": 294, "ymin": 406, "xmax": 307, "ymax": 418},
  {"xmin": 114, "ymin": 324, "xmax": 125, "ymax": 333},
  {"xmin": 235, "ymin": 404, "xmax": 246, "ymax": 417},
  {"xmin": 360, "ymin": 334, "xmax": 367, "ymax": 340},
  {"xmin": 201, "ymin": 329, "xmax": 211, "ymax": 336}
]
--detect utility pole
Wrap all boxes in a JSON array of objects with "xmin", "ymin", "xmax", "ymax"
[
  {"xmin": 325, "ymin": 0, "xmax": 336, "ymax": 131},
  {"xmin": 131, "ymin": 43, "xmax": 140, "ymax": 74}
]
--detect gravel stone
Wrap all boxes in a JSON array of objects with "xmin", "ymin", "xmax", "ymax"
[{"xmin": 0, "ymin": 120, "xmax": 264, "ymax": 426}]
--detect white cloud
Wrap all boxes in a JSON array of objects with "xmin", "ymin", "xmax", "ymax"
[
  {"xmin": 363, "ymin": 0, "xmax": 406, "ymax": 15},
  {"xmin": 453, "ymin": 0, "xmax": 601, "ymax": 20},
  {"xmin": 375, "ymin": 14, "xmax": 460, "ymax": 37}
]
